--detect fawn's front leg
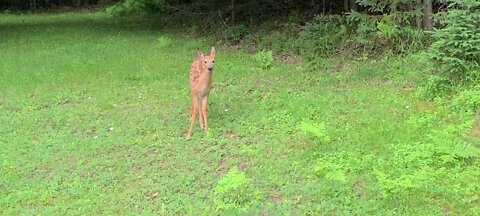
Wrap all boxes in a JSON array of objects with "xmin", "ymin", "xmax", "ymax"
[{"xmin": 201, "ymin": 96, "xmax": 209, "ymax": 132}]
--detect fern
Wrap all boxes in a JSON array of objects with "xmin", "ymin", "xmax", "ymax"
[
  {"xmin": 376, "ymin": 15, "xmax": 399, "ymax": 39},
  {"xmin": 374, "ymin": 169, "xmax": 429, "ymax": 199},
  {"xmin": 428, "ymin": 130, "xmax": 480, "ymax": 161},
  {"xmin": 429, "ymin": 0, "xmax": 480, "ymax": 84},
  {"xmin": 214, "ymin": 167, "xmax": 248, "ymax": 195},
  {"xmin": 451, "ymin": 85, "xmax": 480, "ymax": 112},
  {"xmin": 315, "ymin": 159, "xmax": 347, "ymax": 182},
  {"xmin": 299, "ymin": 122, "xmax": 330, "ymax": 143},
  {"xmin": 213, "ymin": 167, "xmax": 253, "ymax": 213},
  {"xmin": 253, "ymin": 50, "xmax": 273, "ymax": 69}
]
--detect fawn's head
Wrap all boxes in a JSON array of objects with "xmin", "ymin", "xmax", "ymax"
[{"xmin": 196, "ymin": 47, "xmax": 216, "ymax": 72}]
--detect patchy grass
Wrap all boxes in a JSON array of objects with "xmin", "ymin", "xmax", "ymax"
[{"xmin": 1, "ymin": 13, "xmax": 479, "ymax": 215}]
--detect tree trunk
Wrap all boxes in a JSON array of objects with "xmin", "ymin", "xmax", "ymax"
[
  {"xmin": 231, "ymin": 0, "xmax": 235, "ymax": 26},
  {"xmin": 415, "ymin": 0, "xmax": 423, "ymax": 28},
  {"xmin": 349, "ymin": 0, "xmax": 357, "ymax": 12},
  {"xmin": 343, "ymin": 0, "xmax": 349, "ymax": 12},
  {"xmin": 322, "ymin": 0, "xmax": 325, "ymax": 15},
  {"xmin": 423, "ymin": 0, "xmax": 434, "ymax": 30}
]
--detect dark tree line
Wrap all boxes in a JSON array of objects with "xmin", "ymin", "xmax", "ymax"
[
  {"xmin": 1, "ymin": 0, "xmax": 102, "ymax": 10},
  {"xmin": 151, "ymin": 0, "xmax": 438, "ymax": 30},
  {"xmin": 1, "ymin": 0, "xmax": 437, "ymax": 31}
]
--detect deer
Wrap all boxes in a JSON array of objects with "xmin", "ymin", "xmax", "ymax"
[{"xmin": 187, "ymin": 47, "xmax": 216, "ymax": 137}]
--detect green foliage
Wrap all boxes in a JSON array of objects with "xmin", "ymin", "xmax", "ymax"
[
  {"xmin": 299, "ymin": 122, "xmax": 330, "ymax": 143},
  {"xmin": 299, "ymin": 15, "xmax": 348, "ymax": 58},
  {"xmin": 428, "ymin": 130, "xmax": 480, "ymax": 162},
  {"xmin": 214, "ymin": 167, "xmax": 259, "ymax": 214},
  {"xmin": 157, "ymin": 35, "xmax": 171, "ymax": 47},
  {"xmin": 347, "ymin": 12, "xmax": 429, "ymax": 54},
  {"xmin": 373, "ymin": 168, "xmax": 429, "ymax": 199},
  {"xmin": 451, "ymin": 85, "xmax": 480, "ymax": 112},
  {"xmin": 347, "ymin": 11, "xmax": 377, "ymax": 48},
  {"xmin": 224, "ymin": 24, "xmax": 249, "ymax": 45},
  {"xmin": 429, "ymin": 0, "xmax": 480, "ymax": 84},
  {"xmin": 263, "ymin": 26, "xmax": 302, "ymax": 56},
  {"xmin": 356, "ymin": 0, "xmax": 418, "ymax": 13},
  {"xmin": 253, "ymin": 50, "xmax": 273, "ymax": 69},
  {"xmin": 106, "ymin": 0, "xmax": 171, "ymax": 16},
  {"xmin": 372, "ymin": 121, "xmax": 480, "ymax": 198},
  {"xmin": 376, "ymin": 15, "xmax": 398, "ymax": 39},
  {"xmin": 419, "ymin": 75, "xmax": 453, "ymax": 99},
  {"xmin": 314, "ymin": 157, "xmax": 348, "ymax": 182},
  {"xmin": 214, "ymin": 168, "xmax": 248, "ymax": 195}
]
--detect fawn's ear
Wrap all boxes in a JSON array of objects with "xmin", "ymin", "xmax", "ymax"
[
  {"xmin": 210, "ymin": 47, "xmax": 216, "ymax": 58},
  {"xmin": 196, "ymin": 51, "xmax": 205, "ymax": 60}
]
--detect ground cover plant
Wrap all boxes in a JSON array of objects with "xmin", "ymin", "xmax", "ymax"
[{"xmin": 1, "ymin": 12, "xmax": 480, "ymax": 215}]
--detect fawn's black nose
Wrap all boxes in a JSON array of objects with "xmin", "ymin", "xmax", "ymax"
[{"xmin": 208, "ymin": 67, "xmax": 213, "ymax": 71}]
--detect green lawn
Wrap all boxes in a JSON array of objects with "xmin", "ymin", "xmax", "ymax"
[{"xmin": 1, "ymin": 12, "xmax": 479, "ymax": 215}]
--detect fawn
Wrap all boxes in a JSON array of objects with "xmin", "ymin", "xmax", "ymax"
[{"xmin": 187, "ymin": 47, "xmax": 216, "ymax": 137}]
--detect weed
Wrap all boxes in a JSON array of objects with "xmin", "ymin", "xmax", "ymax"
[
  {"xmin": 252, "ymin": 50, "xmax": 273, "ymax": 69},
  {"xmin": 157, "ymin": 35, "xmax": 171, "ymax": 47}
]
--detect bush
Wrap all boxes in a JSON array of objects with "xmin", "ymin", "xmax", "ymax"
[
  {"xmin": 157, "ymin": 35, "xmax": 171, "ymax": 47},
  {"xmin": 253, "ymin": 50, "xmax": 273, "ymax": 69},
  {"xmin": 299, "ymin": 15, "xmax": 348, "ymax": 58},
  {"xmin": 347, "ymin": 12, "xmax": 429, "ymax": 55},
  {"xmin": 420, "ymin": 75, "xmax": 453, "ymax": 99},
  {"xmin": 222, "ymin": 24, "xmax": 249, "ymax": 45},
  {"xmin": 106, "ymin": 0, "xmax": 171, "ymax": 16},
  {"xmin": 429, "ymin": 0, "xmax": 480, "ymax": 84},
  {"xmin": 452, "ymin": 85, "xmax": 480, "ymax": 112}
]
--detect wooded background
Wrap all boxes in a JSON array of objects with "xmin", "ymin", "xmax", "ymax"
[{"xmin": 1, "ymin": 0, "xmax": 439, "ymax": 31}]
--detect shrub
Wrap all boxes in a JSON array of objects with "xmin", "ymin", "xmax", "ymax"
[
  {"xmin": 106, "ymin": 0, "xmax": 170, "ymax": 16},
  {"xmin": 157, "ymin": 35, "xmax": 171, "ymax": 47},
  {"xmin": 420, "ymin": 75, "xmax": 453, "ymax": 99},
  {"xmin": 451, "ymin": 85, "xmax": 480, "ymax": 112},
  {"xmin": 347, "ymin": 12, "xmax": 429, "ymax": 55},
  {"xmin": 253, "ymin": 50, "xmax": 273, "ymax": 69},
  {"xmin": 299, "ymin": 15, "xmax": 348, "ymax": 58},
  {"xmin": 223, "ymin": 24, "xmax": 249, "ymax": 45},
  {"xmin": 429, "ymin": 0, "xmax": 480, "ymax": 84},
  {"xmin": 213, "ymin": 167, "xmax": 260, "ymax": 214}
]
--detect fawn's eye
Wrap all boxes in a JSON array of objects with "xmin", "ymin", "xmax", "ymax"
[
  {"xmin": 204, "ymin": 61, "xmax": 207, "ymax": 64},
  {"xmin": 212, "ymin": 60, "xmax": 215, "ymax": 63}
]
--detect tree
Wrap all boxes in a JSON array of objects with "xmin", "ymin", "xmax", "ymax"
[
  {"xmin": 416, "ymin": 0, "xmax": 423, "ymax": 28},
  {"xmin": 423, "ymin": 0, "xmax": 434, "ymax": 30}
]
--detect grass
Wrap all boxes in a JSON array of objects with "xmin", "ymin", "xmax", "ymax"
[{"xmin": 1, "ymin": 12, "xmax": 479, "ymax": 215}]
